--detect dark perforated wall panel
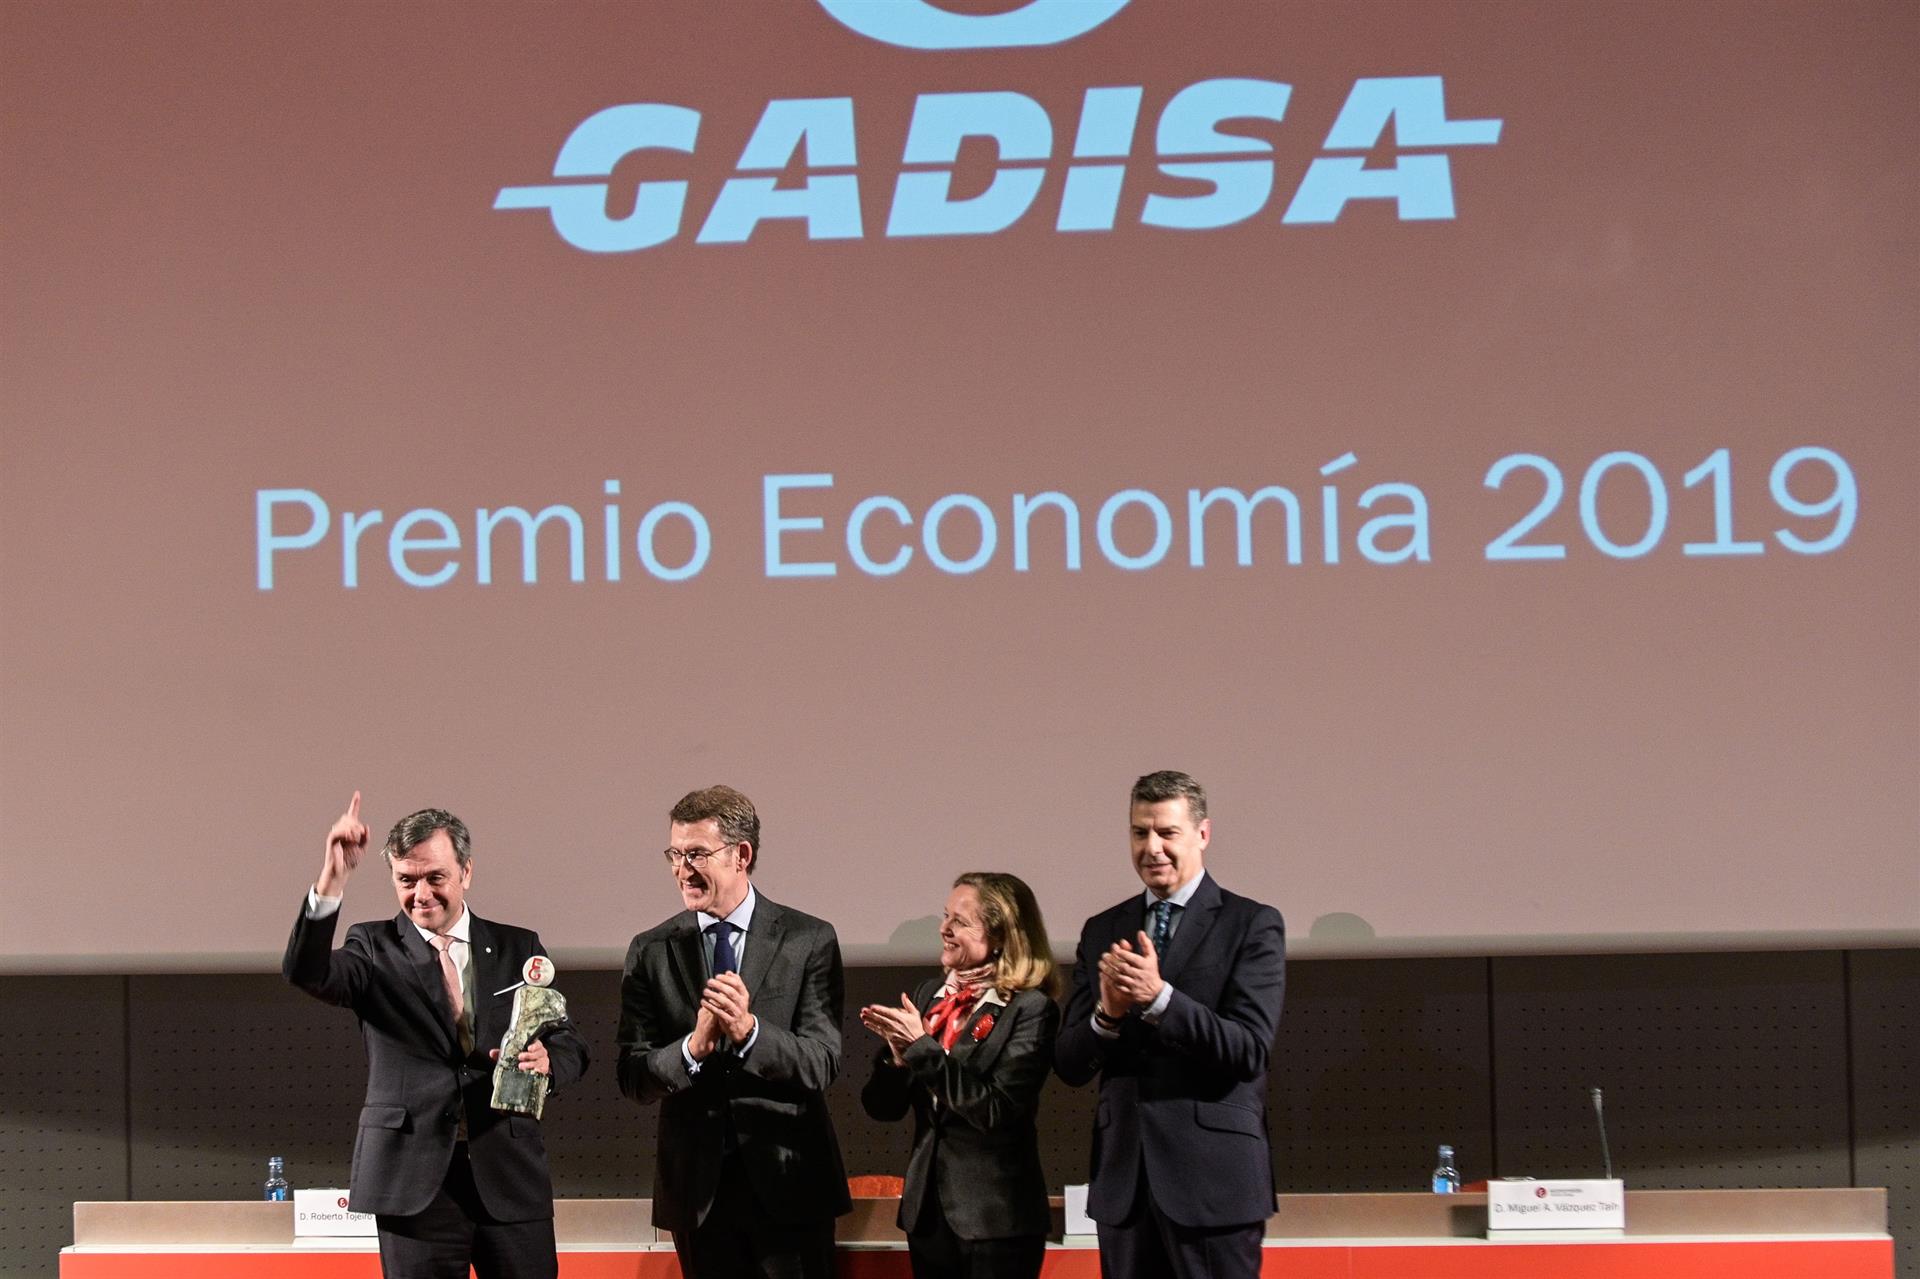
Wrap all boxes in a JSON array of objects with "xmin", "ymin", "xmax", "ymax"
[
  {"xmin": 129, "ymin": 968, "xmax": 660, "ymax": 1202},
  {"xmin": 1491, "ymin": 951, "xmax": 1852, "ymax": 1186},
  {"xmin": 2, "ymin": 951, "xmax": 1914, "ymax": 1279},
  {"xmin": 1271, "ymin": 957, "xmax": 1492, "ymax": 1191},
  {"xmin": 1851, "ymin": 950, "xmax": 1920, "ymax": 1278},
  {"xmin": 528, "ymin": 968, "xmax": 656, "ymax": 1196},
  {"xmin": 127, "ymin": 973, "xmax": 362, "ymax": 1198},
  {"xmin": 0, "ymin": 977, "xmax": 125, "ymax": 1279}
]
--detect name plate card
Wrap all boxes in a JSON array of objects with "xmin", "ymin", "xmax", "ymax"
[
  {"xmin": 1063, "ymin": 1184, "xmax": 1095, "ymax": 1237},
  {"xmin": 1487, "ymin": 1179, "xmax": 1625, "ymax": 1231},
  {"xmin": 293, "ymin": 1188, "xmax": 378, "ymax": 1237}
]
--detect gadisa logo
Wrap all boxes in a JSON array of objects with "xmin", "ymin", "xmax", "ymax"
[
  {"xmin": 815, "ymin": 0, "xmax": 1133, "ymax": 50},
  {"xmin": 494, "ymin": 2, "xmax": 1502, "ymax": 253}
]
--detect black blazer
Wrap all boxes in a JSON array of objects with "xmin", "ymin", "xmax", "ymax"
[
  {"xmin": 283, "ymin": 901, "xmax": 589, "ymax": 1221},
  {"xmin": 861, "ymin": 978, "xmax": 1060, "ymax": 1241},
  {"xmin": 615, "ymin": 893, "xmax": 851, "ymax": 1235},
  {"xmin": 1054, "ymin": 873, "xmax": 1285, "ymax": 1229}
]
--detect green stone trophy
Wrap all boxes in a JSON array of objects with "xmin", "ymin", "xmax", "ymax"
[{"xmin": 490, "ymin": 955, "xmax": 567, "ymax": 1120}]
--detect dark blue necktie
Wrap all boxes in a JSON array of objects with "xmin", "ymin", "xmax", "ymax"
[
  {"xmin": 708, "ymin": 920, "xmax": 739, "ymax": 976},
  {"xmin": 1150, "ymin": 899, "xmax": 1175, "ymax": 953}
]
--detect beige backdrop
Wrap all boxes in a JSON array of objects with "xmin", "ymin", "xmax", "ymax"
[{"xmin": 2, "ymin": 0, "xmax": 1915, "ymax": 970}]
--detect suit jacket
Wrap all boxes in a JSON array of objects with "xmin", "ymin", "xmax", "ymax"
[
  {"xmin": 615, "ymin": 893, "xmax": 851, "ymax": 1234},
  {"xmin": 283, "ymin": 901, "xmax": 590, "ymax": 1220},
  {"xmin": 1054, "ymin": 873, "xmax": 1285, "ymax": 1229},
  {"xmin": 861, "ymin": 978, "xmax": 1060, "ymax": 1241}
]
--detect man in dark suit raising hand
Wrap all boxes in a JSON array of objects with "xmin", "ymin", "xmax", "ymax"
[{"xmin": 284, "ymin": 793, "xmax": 588, "ymax": 1279}]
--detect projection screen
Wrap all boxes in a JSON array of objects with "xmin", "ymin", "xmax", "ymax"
[{"xmin": 2, "ymin": 0, "xmax": 1915, "ymax": 972}]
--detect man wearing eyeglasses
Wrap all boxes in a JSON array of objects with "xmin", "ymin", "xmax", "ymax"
[{"xmin": 615, "ymin": 784, "xmax": 850, "ymax": 1279}]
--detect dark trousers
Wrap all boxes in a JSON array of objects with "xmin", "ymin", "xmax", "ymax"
[
  {"xmin": 675, "ymin": 1153, "xmax": 838, "ymax": 1279},
  {"xmin": 905, "ymin": 1195, "xmax": 1045, "ymax": 1279},
  {"xmin": 1095, "ymin": 1167, "xmax": 1261, "ymax": 1279},
  {"xmin": 375, "ymin": 1144, "xmax": 557, "ymax": 1279}
]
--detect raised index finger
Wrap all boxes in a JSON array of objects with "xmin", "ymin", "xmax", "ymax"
[{"xmin": 347, "ymin": 791, "xmax": 362, "ymax": 820}]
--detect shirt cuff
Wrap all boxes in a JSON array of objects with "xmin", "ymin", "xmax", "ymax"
[
  {"xmin": 733, "ymin": 1017, "xmax": 761, "ymax": 1058},
  {"xmin": 1141, "ymin": 982, "xmax": 1174, "ymax": 1023},
  {"xmin": 681, "ymin": 1035, "xmax": 702, "ymax": 1075},
  {"xmin": 1090, "ymin": 1011, "xmax": 1121, "ymax": 1040},
  {"xmin": 306, "ymin": 889, "xmax": 343, "ymax": 919}
]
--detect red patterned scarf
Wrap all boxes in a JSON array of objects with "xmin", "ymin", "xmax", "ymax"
[{"xmin": 923, "ymin": 962, "xmax": 996, "ymax": 1050}]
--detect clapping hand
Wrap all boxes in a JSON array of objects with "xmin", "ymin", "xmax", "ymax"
[
  {"xmin": 1098, "ymin": 931, "xmax": 1165, "ymax": 1012},
  {"xmin": 859, "ymin": 994, "xmax": 924, "ymax": 1065},
  {"xmin": 701, "ymin": 972, "xmax": 757, "ymax": 1043},
  {"xmin": 687, "ymin": 1003, "xmax": 723, "ymax": 1061}
]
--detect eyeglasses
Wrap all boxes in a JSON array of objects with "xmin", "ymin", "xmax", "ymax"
[{"xmin": 662, "ymin": 844, "xmax": 737, "ymax": 869}]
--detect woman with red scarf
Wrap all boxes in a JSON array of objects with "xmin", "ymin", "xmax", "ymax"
[{"xmin": 859, "ymin": 872, "xmax": 1061, "ymax": 1279}]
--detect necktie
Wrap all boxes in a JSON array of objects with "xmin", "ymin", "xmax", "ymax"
[
  {"xmin": 430, "ymin": 933, "xmax": 473, "ymax": 1140},
  {"xmin": 1150, "ymin": 899, "xmax": 1176, "ymax": 953},
  {"xmin": 429, "ymin": 932, "xmax": 467, "ymax": 1046},
  {"xmin": 708, "ymin": 920, "xmax": 739, "ymax": 976}
]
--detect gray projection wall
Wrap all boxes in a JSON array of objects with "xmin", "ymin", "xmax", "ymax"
[{"xmin": 1, "ymin": 951, "xmax": 1914, "ymax": 1279}]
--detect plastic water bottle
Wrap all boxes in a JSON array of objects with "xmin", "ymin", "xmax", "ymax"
[
  {"xmin": 264, "ymin": 1156, "xmax": 289, "ymax": 1201},
  {"xmin": 1431, "ymin": 1144, "xmax": 1460, "ymax": 1193}
]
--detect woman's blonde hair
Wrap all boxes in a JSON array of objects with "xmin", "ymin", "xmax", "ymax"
[{"xmin": 954, "ymin": 872, "xmax": 1059, "ymax": 998}]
